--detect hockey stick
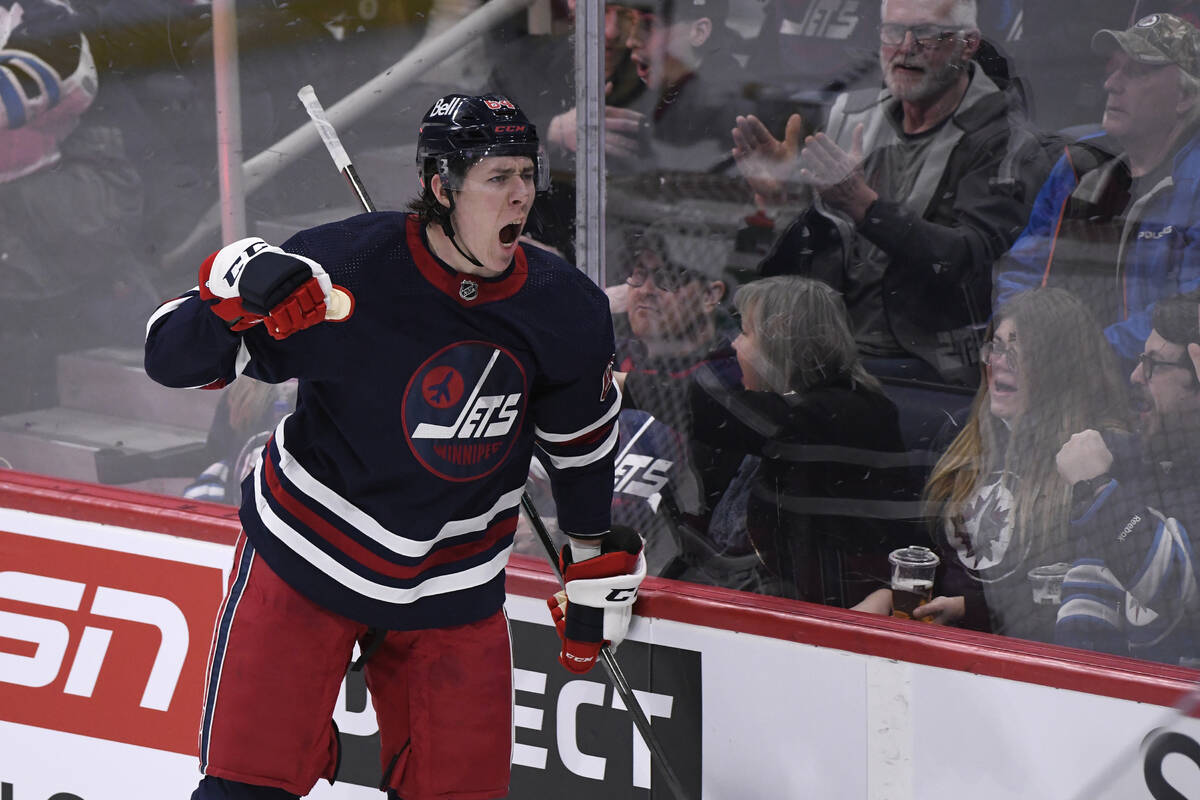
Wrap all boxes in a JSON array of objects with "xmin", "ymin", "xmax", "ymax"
[
  {"xmin": 298, "ymin": 84, "xmax": 694, "ymax": 800},
  {"xmin": 522, "ymin": 494, "xmax": 694, "ymax": 800}
]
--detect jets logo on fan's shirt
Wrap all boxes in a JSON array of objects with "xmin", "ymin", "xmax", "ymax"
[{"xmin": 403, "ymin": 341, "xmax": 527, "ymax": 481}]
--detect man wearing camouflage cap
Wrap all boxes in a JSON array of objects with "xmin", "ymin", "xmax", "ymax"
[{"xmin": 996, "ymin": 13, "xmax": 1200, "ymax": 363}]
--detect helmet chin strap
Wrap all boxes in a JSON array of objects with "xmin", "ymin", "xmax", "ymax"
[{"xmin": 439, "ymin": 192, "xmax": 485, "ymax": 269}]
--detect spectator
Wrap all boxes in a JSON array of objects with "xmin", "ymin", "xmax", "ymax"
[
  {"xmin": 540, "ymin": 2, "xmax": 646, "ymax": 159},
  {"xmin": 858, "ymin": 289, "xmax": 1130, "ymax": 641},
  {"xmin": 995, "ymin": 13, "xmax": 1200, "ymax": 364},
  {"xmin": 681, "ymin": 275, "xmax": 923, "ymax": 605},
  {"xmin": 1003, "ymin": 0, "xmax": 1136, "ymax": 132},
  {"xmin": 615, "ymin": 218, "xmax": 737, "ymax": 421},
  {"xmin": 1054, "ymin": 290, "xmax": 1200, "ymax": 664},
  {"xmin": 0, "ymin": 0, "xmax": 158, "ymax": 413},
  {"xmin": 487, "ymin": 1, "xmax": 647, "ymax": 260},
  {"xmin": 617, "ymin": 0, "xmax": 756, "ymax": 173},
  {"xmin": 605, "ymin": 219, "xmax": 740, "ymax": 574},
  {"xmin": 734, "ymin": 0, "xmax": 1053, "ymax": 389}
]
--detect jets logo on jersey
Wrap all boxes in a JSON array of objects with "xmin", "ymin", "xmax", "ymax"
[
  {"xmin": 781, "ymin": 0, "xmax": 862, "ymax": 40},
  {"xmin": 403, "ymin": 341, "xmax": 528, "ymax": 481},
  {"xmin": 422, "ymin": 366, "xmax": 464, "ymax": 409}
]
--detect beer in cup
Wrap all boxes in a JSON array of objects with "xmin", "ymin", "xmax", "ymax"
[
  {"xmin": 889, "ymin": 546, "xmax": 940, "ymax": 620},
  {"xmin": 1027, "ymin": 562, "xmax": 1071, "ymax": 606}
]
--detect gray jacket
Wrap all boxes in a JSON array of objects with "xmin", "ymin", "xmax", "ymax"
[{"xmin": 760, "ymin": 64, "xmax": 1055, "ymax": 386}]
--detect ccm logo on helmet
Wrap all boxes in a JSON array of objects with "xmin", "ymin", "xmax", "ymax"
[{"xmin": 494, "ymin": 125, "xmax": 527, "ymax": 134}]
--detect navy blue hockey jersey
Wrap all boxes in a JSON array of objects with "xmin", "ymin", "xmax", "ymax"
[{"xmin": 145, "ymin": 213, "xmax": 620, "ymax": 629}]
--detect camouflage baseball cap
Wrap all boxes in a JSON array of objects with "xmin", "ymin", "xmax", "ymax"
[{"xmin": 1092, "ymin": 13, "xmax": 1200, "ymax": 77}]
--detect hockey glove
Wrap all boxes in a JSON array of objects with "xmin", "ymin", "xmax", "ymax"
[
  {"xmin": 547, "ymin": 526, "xmax": 646, "ymax": 674},
  {"xmin": 199, "ymin": 237, "xmax": 332, "ymax": 339}
]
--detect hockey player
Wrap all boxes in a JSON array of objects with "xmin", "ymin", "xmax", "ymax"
[{"xmin": 145, "ymin": 93, "xmax": 646, "ymax": 800}]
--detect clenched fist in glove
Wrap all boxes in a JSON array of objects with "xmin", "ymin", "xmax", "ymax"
[
  {"xmin": 547, "ymin": 526, "xmax": 646, "ymax": 674},
  {"xmin": 199, "ymin": 237, "xmax": 332, "ymax": 340}
]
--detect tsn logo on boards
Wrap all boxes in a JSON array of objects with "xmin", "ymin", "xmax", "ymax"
[{"xmin": 0, "ymin": 533, "xmax": 223, "ymax": 755}]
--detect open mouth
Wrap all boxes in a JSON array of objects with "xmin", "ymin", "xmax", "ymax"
[
  {"xmin": 992, "ymin": 377, "xmax": 1018, "ymax": 394},
  {"xmin": 499, "ymin": 222, "xmax": 522, "ymax": 246}
]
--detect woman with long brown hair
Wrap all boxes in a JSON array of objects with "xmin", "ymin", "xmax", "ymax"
[{"xmin": 914, "ymin": 288, "xmax": 1131, "ymax": 640}]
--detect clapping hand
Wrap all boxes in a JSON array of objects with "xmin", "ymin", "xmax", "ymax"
[
  {"xmin": 798, "ymin": 123, "xmax": 878, "ymax": 223},
  {"xmin": 732, "ymin": 113, "xmax": 804, "ymax": 207}
]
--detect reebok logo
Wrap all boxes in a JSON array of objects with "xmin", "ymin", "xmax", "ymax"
[{"xmin": 1117, "ymin": 514, "xmax": 1142, "ymax": 542}]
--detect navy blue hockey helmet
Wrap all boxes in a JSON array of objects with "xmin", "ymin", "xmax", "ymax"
[{"xmin": 416, "ymin": 93, "xmax": 549, "ymax": 192}]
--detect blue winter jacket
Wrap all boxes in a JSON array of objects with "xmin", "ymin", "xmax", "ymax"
[{"xmin": 995, "ymin": 128, "xmax": 1200, "ymax": 360}]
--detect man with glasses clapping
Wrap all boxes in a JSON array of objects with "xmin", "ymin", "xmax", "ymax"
[{"xmin": 730, "ymin": 0, "xmax": 1052, "ymax": 392}]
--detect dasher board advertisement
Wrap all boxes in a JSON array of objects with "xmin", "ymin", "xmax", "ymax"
[{"xmin": 1, "ymin": 480, "xmax": 1199, "ymax": 799}]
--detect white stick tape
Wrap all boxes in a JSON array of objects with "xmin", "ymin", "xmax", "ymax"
[{"xmin": 298, "ymin": 84, "xmax": 352, "ymax": 172}]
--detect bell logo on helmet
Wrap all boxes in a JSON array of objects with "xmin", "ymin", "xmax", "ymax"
[
  {"xmin": 484, "ymin": 98, "xmax": 516, "ymax": 110},
  {"xmin": 430, "ymin": 96, "xmax": 464, "ymax": 118}
]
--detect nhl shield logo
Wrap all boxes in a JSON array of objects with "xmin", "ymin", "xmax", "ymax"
[{"xmin": 459, "ymin": 279, "xmax": 479, "ymax": 301}]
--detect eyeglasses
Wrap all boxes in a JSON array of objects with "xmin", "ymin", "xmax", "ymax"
[
  {"xmin": 1136, "ymin": 351, "xmax": 1194, "ymax": 381},
  {"xmin": 878, "ymin": 23, "xmax": 961, "ymax": 48},
  {"xmin": 626, "ymin": 265, "xmax": 705, "ymax": 292},
  {"xmin": 980, "ymin": 338, "xmax": 1019, "ymax": 373}
]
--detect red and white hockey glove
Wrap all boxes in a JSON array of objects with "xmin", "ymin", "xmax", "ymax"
[
  {"xmin": 547, "ymin": 526, "xmax": 646, "ymax": 674},
  {"xmin": 199, "ymin": 237, "xmax": 332, "ymax": 340}
]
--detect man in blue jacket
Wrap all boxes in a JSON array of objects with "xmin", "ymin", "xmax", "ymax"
[{"xmin": 995, "ymin": 13, "xmax": 1200, "ymax": 363}]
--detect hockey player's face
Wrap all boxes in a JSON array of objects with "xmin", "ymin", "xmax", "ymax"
[{"xmin": 449, "ymin": 156, "xmax": 536, "ymax": 275}]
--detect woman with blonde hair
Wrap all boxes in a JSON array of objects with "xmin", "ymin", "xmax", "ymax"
[
  {"xmin": 902, "ymin": 288, "xmax": 1131, "ymax": 639},
  {"xmin": 682, "ymin": 274, "xmax": 924, "ymax": 605}
]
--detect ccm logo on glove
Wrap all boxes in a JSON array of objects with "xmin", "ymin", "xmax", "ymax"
[
  {"xmin": 199, "ymin": 237, "xmax": 346, "ymax": 339},
  {"xmin": 547, "ymin": 526, "xmax": 646, "ymax": 674}
]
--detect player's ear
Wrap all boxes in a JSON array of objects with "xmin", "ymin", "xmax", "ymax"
[
  {"xmin": 431, "ymin": 174, "xmax": 452, "ymax": 209},
  {"xmin": 689, "ymin": 17, "xmax": 712, "ymax": 48}
]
